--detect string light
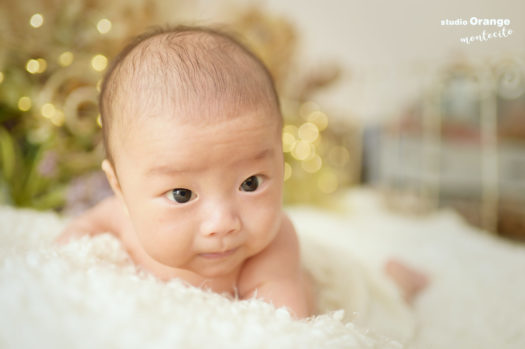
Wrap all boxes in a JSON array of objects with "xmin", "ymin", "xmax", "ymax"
[
  {"xmin": 91, "ymin": 54, "xmax": 108, "ymax": 71},
  {"xmin": 29, "ymin": 13, "xmax": 44, "ymax": 28},
  {"xmin": 17, "ymin": 96, "xmax": 32, "ymax": 111},
  {"xmin": 41, "ymin": 103, "xmax": 56, "ymax": 118},
  {"xmin": 58, "ymin": 51, "xmax": 74, "ymax": 67},
  {"xmin": 26, "ymin": 59, "xmax": 39, "ymax": 74},
  {"xmin": 301, "ymin": 154, "xmax": 322, "ymax": 173},
  {"xmin": 25, "ymin": 58, "xmax": 47, "ymax": 74},
  {"xmin": 298, "ymin": 122, "xmax": 319, "ymax": 143},
  {"xmin": 307, "ymin": 111, "xmax": 328, "ymax": 131},
  {"xmin": 291, "ymin": 141, "xmax": 312, "ymax": 160},
  {"xmin": 96, "ymin": 19, "xmax": 112, "ymax": 34}
]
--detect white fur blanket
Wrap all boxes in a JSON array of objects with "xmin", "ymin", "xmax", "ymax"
[{"xmin": 1, "ymin": 189, "xmax": 524, "ymax": 349}]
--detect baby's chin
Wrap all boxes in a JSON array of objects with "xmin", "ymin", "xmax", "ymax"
[
  {"xmin": 192, "ymin": 255, "xmax": 246, "ymax": 278},
  {"xmin": 157, "ymin": 254, "xmax": 246, "ymax": 280},
  {"xmin": 191, "ymin": 267, "xmax": 238, "ymax": 279}
]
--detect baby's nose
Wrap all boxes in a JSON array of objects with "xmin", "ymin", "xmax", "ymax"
[{"xmin": 200, "ymin": 203, "xmax": 241, "ymax": 238}]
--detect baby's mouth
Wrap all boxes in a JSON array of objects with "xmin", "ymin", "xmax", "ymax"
[{"xmin": 199, "ymin": 247, "xmax": 238, "ymax": 259}]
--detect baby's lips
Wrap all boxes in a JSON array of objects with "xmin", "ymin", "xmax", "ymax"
[{"xmin": 199, "ymin": 247, "xmax": 238, "ymax": 259}]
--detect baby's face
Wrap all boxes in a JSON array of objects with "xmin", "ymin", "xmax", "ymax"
[{"xmin": 109, "ymin": 108, "xmax": 284, "ymax": 278}]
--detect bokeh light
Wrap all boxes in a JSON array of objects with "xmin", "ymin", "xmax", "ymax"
[
  {"xmin": 41, "ymin": 103, "xmax": 56, "ymax": 118},
  {"xmin": 26, "ymin": 59, "xmax": 40, "ymax": 74},
  {"xmin": 298, "ymin": 122, "xmax": 319, "ymax": 142},
  {"xmin": 291, "ymin": 140, "xmax": 312, "ymax": 160},
  {"xmin": 25, "ymin": 58, "xmax": 47, "ymax": 74},
  {"xmin": 29, "ymin": 13, "xmax": 44, "ymax": 28},
  {"xmin": 301, "ymin": 154, "xmax": 322, "ymax": 173},
  {"xmin": 58, "ymin": 51, "xmax": 74, "ymax": 67},
  {"xmin": 97, "ymin": 19, "xmax": 112, "ymax": 34},
  {"xmin": 17, "ymin": 96, "xmax": 32, "ymax": 111},
  {"xmin": 307, "ymin": 111, "xmax": 328, "ymax": 131},
  {"xmin": 91, "ymin": 54, "xmax": 108, "ymax": 71}
]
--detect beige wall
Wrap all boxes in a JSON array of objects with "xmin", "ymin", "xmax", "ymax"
[
  {"xmin": 189, "ymin": 0, "xmax": 525, "ymax": 121},
  {"xmin": 244, "ymin": 0, "xmax": 524, "ymax": 64}
]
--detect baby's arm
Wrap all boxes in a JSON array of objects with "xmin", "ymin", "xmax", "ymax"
[
  {"xmin": 55, "ymin": 195, "xmax": 127, "ymax": 244},
  {"xmin": 238, "ymin": 213, "xmax": 313, "ymax": 319}
]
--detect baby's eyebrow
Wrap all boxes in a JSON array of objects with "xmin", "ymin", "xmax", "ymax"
[
  {"xmin": 251, "ymin": 148, "xmax": 273, "ymax": 161},
  {"xmin": 147, "ymin": 164, "xmax": 184, "ymax": 177},
  {"xmin": 147, "ymin": 148, "xmax": 274, "ymax": 176}
]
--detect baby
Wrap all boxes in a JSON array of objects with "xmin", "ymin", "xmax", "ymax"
[
  {"xmin": 57, "ymin": 25, "xmax": 314, "ymax": 318},
  {"xmin": 57, "ymin": 25, "xmax": 427, "ymax": 319}
]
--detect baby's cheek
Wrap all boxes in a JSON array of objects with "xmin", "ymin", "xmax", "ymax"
[
  {"xmin": 136, "ymin": 214, "xmax": 192, "ymax": 264},
  {"xmin": 246, "ymin": 204, "xmax": 281, "ymax": 244}
]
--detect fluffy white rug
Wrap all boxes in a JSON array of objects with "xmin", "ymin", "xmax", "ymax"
[{"xmin": 1, "ymin": 189, "xmax": 524, "ymax": 349}]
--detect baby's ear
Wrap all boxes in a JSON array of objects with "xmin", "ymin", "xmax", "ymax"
[
  {"xmin": 102, "ymin": 159, "xmax": 123, "ymax": 198},
  {"xmin": 102, "ymin": 159, "xmax": 130, "ymax": 216}
]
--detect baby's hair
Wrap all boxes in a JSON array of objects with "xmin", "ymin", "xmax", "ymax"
[{"xmin": 99, "ymin": 24, "xmax": 282, "ymax": 167}]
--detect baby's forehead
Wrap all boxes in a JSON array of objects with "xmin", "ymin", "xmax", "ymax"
[
  {"xmin": 112, "ymin": 106, "xmax": 282, "ymax": 169},
  {"xmin": 116, "ymin": 102, "xmax": 281, "ymax": 136}
]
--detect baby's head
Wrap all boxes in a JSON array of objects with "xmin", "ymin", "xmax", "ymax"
[
  {"xmin": 99, "ymin": 26, "xmax": 285, "ymax": 278},
  {"xmin": 100, "ymin": 25, "xmax": 281, "ymax": 167}
]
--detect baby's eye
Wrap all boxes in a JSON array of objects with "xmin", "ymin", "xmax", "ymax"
[
  {"xmin": 167, "ymin": 188, "xmax": 194, "ymax": 204},
  {"xmin": 240, "ymin": 175, "xmax": 262, "ymax": 192}
]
